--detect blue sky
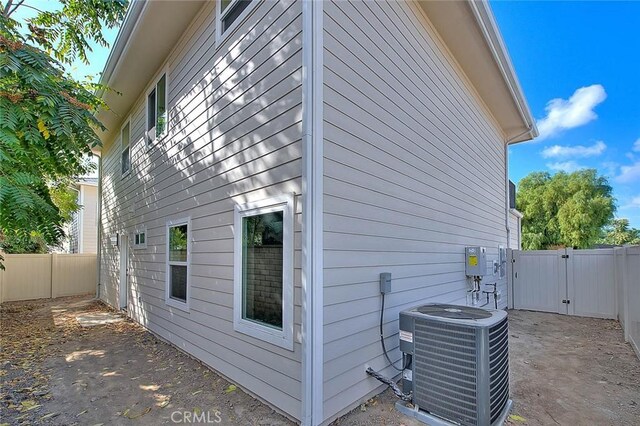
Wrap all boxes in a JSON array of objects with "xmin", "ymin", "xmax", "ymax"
[
  {"xmin": 18, "ymin": 1, "xmax": 639, "ymax": 226},
  {"xmin": 491, "ymin": 1, "xmax": 640, "ymax": 227}
]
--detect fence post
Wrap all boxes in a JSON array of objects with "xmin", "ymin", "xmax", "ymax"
[
  {"xmin": 50, "ymin": 253, "xmax": 55, "ymax": 299},
  {"xmin": 622, "ymin": 247, "xmax": 631, "ymax": 342}
]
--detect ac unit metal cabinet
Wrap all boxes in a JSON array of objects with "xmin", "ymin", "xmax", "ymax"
[{"xmin": 398, "ymin": 304, "xmax": 511, "ymax": 426}]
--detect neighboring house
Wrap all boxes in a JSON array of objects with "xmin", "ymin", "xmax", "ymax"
[
  {"xmin": 65, "ymin": 178, "xmax": 99, "ymax": 254},
  {"xmin": 509, "ymin": 180, "xmax": 523, "ymax": 250},
  {"xmin": 95, "ymin": 1, "xmax": 536, "ymax": 425}
]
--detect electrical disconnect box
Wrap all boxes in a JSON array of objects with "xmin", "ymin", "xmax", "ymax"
[
  {"xmin": 380, "ymin": 272, "xmax": 392, "ymax": 294},
  {"xmin": 465, "ymin": 246, "xmax": 487, "ymax": 277}
]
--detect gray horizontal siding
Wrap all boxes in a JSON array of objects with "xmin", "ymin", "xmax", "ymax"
[
  {"xmin": 100, "ymin": 0, "xmax": 303, "ymax": 420},
  {"xmin": 321, "ymin": 0, "xmax": 510, "ymax": 422}
]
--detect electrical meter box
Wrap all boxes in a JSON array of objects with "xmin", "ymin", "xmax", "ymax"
[{"xmin": 465, "ymin": 246, "xmax": 487, "ymax": 277}]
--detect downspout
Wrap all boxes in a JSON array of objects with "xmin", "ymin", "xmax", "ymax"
[
  {"xmin": 95, "ymin": 154, "xmax": 103, "ymax": 300},
  {"xmin": 504, "ymin": 127, "xmax": 534, "ymax": 249}
]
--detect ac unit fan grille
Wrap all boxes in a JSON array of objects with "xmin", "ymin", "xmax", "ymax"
[
  {"xmin": 489, "ymin": 317, "xmax": 509, "ymax": 424},
  {"xmin": 413, "ymin": 318, "xmax": 478, "ymax": 426}
]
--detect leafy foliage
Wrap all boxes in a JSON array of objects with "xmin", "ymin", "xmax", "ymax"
[
  {"xmin": 517, "ymin": 169, "xmax": 615, "ymax": 250},
  {"xmin": 598, "ymin": 219, "xmax": 640, "ymax": 246},
  {"xmin": 0, "ymin": 0, "xmax": 127, "ymax": 259}
]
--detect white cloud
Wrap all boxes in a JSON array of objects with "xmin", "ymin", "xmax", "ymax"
[
  {"xmin": 536, "ymin": 84, "xmax": 607, "ymax": 140},
  {"xmin": 629, "ymin": 196, "xmax": 640, "ymax": 208},
  {"xmin": 601, "ymin": 161, "xmax": 619, "ymax": 178},
  {"xmin": 633, "ymin": 138, "xmax": 640, "ymax": 152},
  {"xmin": 541, "ymin": 140, "xmax": 606, "ymax": 159},
  {"xmin": 617, "ymin": 161, "xmax": 640, "ymax": 183},
  {"xmin": 546, "ymin": 161, "xmax": 587, "ymax": 173}
]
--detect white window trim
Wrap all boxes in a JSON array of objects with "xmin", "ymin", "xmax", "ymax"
[
  {"xmin": 216, "ymin": 0, "xmax": 260, "ymax": 47},
  {"xmin": 233, "ymin": 194, "xmax": 294, "ymax": 351},
  {"xmin": 132, "ymin": 226, "xmax": 147, "ymax": 250},
  {"xmin": 146, "ymin": 70, "xmax": 169, "ymax": 149},
  {"xmin": 121, "ymin": 119, "xmax": 131, "ymax": 177},
  {"xmin": 165, "ymin": 217, "xmax": 191, "ymax": 312}
]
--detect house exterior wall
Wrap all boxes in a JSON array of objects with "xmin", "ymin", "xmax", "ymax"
[
  {"xmin": 80, "ymin": 185, "xmax": 98, "ymax": 253},
  {"xmin": 99, "ymin": 0, "xmax": 304, "ymax": 420},
  {"xmin": 321, "ymin": 0, "xmax": 510, "ymax": 421}
]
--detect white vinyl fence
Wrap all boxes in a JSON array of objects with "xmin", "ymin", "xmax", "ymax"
[
  {"xmin": 0, "ymin": 253, "xmax": 97, "ymax": 303},
  {"xmin": 509, "ymin": 246, "xmax": 640, "ymax": 359},
  {"xmin": 615, "ymin": 246, "xmax": 640, "ymax": 358}
]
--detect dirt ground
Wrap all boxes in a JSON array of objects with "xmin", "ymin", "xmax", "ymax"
[
  {"xmin": 0, "ymin": 296, "xmax": 294, "ymax": 425},
  {"xmin": 335, "ymin": 310, "xmax": 640, "ymax": 426},
  {"xmin": 1, "ymin": 297, "xmax": 639, "ymax": 425}
]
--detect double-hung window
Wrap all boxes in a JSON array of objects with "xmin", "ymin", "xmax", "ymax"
[
  {"xmin": 121, "ymin": 121, "xmax": 130, "ymax": 176},
  {"xmin": 147, "ymin": 74, "xmax": 167, "ymax": 147},
  {"xmin": 219, "ymin": 0, "xmax": 255, "ymax": 38},
  {"xmin": 166, "ymin": 218, "xmax": 190, "ymax": 309},
  {"xmin": 233, "ymin": 195, "xmax": 293, "ymax": 350}
]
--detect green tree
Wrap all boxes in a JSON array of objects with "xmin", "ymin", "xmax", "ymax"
[
  {"xmin": 517, "ymin": 169, "xmax": 615, "ymax": 250},
  {"xmin": 0, "ymin": 0, "xmax": 127, "ymax": 260},
  {"xmin": 599, "ymin": 218, "xmax": 640, "ymax": 246}
]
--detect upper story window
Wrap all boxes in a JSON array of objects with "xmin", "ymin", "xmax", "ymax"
[
  {"xmin": 220, "ymin": 0, "xmax": 255, "ymax": 36},
  {"xmin": 121, "ymin": 121, "xmax": 130, "ymax": 175},
  {"xmin": 146, "ymin": 74, "xmax": 167, "ymax": 147}
]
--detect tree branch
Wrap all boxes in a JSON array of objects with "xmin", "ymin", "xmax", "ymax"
[
  {"xmin": 3, "ymin": 0, "xmax": 14, "ymax": 18},
  {"xmin": 9, "ymin": 1, "xmax": 42, "ymax": 17}
]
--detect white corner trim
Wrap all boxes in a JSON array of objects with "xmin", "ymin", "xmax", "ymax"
[
  {"xmin": 165, "ymin": 217, "xmax": 191, "ymax": 312},
  {"xmin": 301, "ymin": 0, "xmax": 324, "ymax": 424},
  {"xmin": 232, "ymin": 195, "xmax": 295, "ymax": 351}
]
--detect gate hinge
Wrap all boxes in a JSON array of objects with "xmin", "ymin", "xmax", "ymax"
[
  {"xmin": 561, "ymin": 254, "xmax": 569, "ymax": 259},
  {"xmin": 562, "ymin": 299, "xmax": 571, "ymax": 304}
]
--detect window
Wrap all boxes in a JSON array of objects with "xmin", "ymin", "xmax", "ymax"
[
  {"xmin": 133, "ymin": 228, "xmax": 147, "ymax": 249},
  {"xmin": 147, "ymin": 74, "xmax": 167, "ymax": 146},
  {"xmin": 166, "ymin": 218, "xmax": 190, "ymax": 309},
  {"xmin": 219, "ymin": 0, "xmax": 255, "ymax": 36},
  {"xmin": 233, "ymin": 195, "xmax": 293, "ymax": 350},
  {"xmin": 121, "ymin": 121, "xmax": 130, "ymax": 175}
]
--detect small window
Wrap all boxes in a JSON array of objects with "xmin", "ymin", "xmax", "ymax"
[
  {"xmin": 234, "ymin": 195, "xmax": 293, "ymax": 350},
  {"xmin": 147, "ymin": 74, "xmax": 167, "ymax": 147},
  {"xmin": 220, "ymin": 0, "xmax": 254, "ymax": 35},
  {"xmin": 166, "ymin": 219, "xmax": 190, "ymax": 309},
  {"xmin": 133, "ymin": 228, "xmax": 147, "ymax": 249},
  {"xmin": 121, "ymin": 121, "xmax": 130, "ymax": 175}
]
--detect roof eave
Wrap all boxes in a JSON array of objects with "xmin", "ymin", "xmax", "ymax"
[
  {"xmin": 419, "ymin": 0, "xmax": 538, "ymax": 144},
  {"xmin": 468, "ymin": 1, "xmax": 538, "ymax": 144}
]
